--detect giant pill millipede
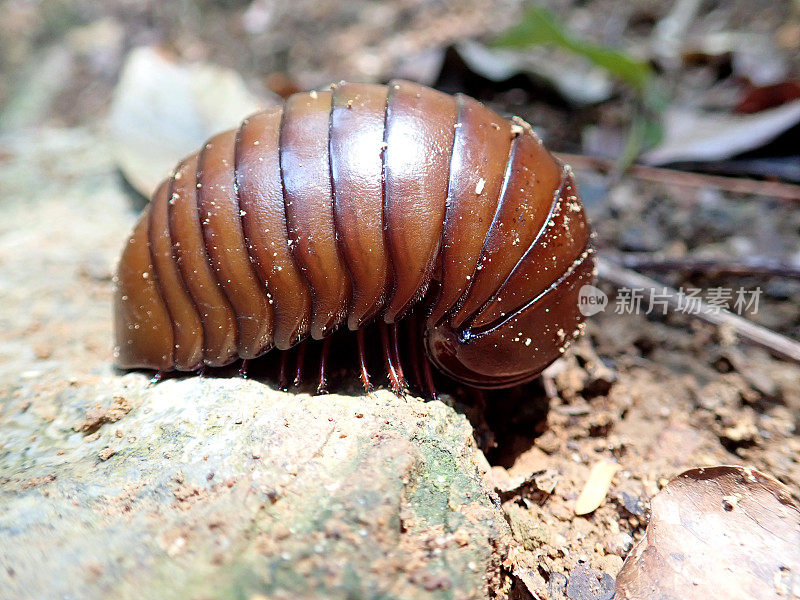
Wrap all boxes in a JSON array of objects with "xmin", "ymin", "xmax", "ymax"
[{"xmin": 114, "ymin": 80, "xmax": 595, "ymax": 395}]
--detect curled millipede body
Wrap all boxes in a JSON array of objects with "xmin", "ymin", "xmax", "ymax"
[{"xmin": 114, "ymin": 80, "xmax": 595, "ymax": 393}]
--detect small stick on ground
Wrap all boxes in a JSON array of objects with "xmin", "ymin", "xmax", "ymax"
[
  {"xmin": 557, "ymin": 153, "xmax": 800, "ymax": 201},
  {"xmin": 596, "ymin": 256, "xmax": 800, "ymax": 364},
  {"xmin": 605, "ymin": 251, "xmax": 800, "ymax": 279}
]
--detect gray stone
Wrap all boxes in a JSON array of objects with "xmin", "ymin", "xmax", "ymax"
[{"xmin": 0, "ymin": 128, "xmax": 512, "ymax": 599}]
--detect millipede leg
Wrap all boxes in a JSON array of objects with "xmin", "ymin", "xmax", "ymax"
[
  {"xmin": 294, "ymin": 341, "xmax": 306, "ymax": 387},
  {"xmin": 239, "ymin": 359, "xmax": 250, "ymax": 379},
  {"xmin": 148, "ymin": 371, "xmax": 165, "ymax": 386},
  {"xmin": 317, "ymin": 336, "xmax": 332, "ymax": 395},
  {"xmin": 469, "ymin": 388, "xmax": 495, "ymax": 452},
  {"xmin": 416, "ymin": 316, "xmax": 437, "ymax": 399},
  {"xmin": 278, "ymin": 350, "xmax": 290, "ymax": 391},
  {"xmin": 421, "ymin": 349, "xmax": 437, "ymax": 400},
  {"xmin": 406, "ymin": 315, "xmax": 424, "ymax": 392},
  {"xmin": 390, "ymin": 323, "xmax": 407, "ymax": 393},
  {"xmin": 380, "ymin": 322, "xmax": 405, "ymax": 395},
  {"xmin": 356, "ymin": 328, "xmax": 374, "ymax": 394}
]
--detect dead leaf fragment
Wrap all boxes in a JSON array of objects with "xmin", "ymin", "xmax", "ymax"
[
  {"xmin": 575, "ymin": 460, "xmax": 620, "ymax": 516},
  {"xmin": 455, "ymin": 41, "xmax": 613, "ymax": 106},
  {"xmin": 109, "ymin": 46, "xmax": 272, "ymax": 197},
  {"xmin": 642, "ymin": 101, "xmax": 800, "ymax": 165},
  {"xmin": 616, "ymin": 465, "xmax": 800, "ymax": 600}
]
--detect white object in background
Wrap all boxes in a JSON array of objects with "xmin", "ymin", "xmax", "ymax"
[
  {"xmin": 642, "ymin": 100, "xmax": 800, "ymax": 165},
  {"xmin": 109, "ymin": 46, "xmax": 272, "ymax": 198}
]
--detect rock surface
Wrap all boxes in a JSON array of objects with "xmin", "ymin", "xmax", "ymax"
[{"xmin": 0, "ymin": 128, "xmax": 511, "ymax": 599}]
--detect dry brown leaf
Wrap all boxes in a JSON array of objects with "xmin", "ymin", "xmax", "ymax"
[{"xmin": 616, "ymin": 465, "xmax": 800, "ymax": 600}]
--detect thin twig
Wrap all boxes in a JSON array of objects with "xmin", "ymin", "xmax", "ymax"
[
  {"xmin": 557, "ymin": 152, "xmax": 800, "ymax": 201},
  {"xmin": 596, "ymin": 256, "xmax": 800, "ymax": 364},
  {"xmin": 604, "ymin": 251, "xmax": 800, "ymax": 279}
]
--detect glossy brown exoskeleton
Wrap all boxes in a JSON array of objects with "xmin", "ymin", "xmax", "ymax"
[{"xmin": 114, "ymin": 81, "xmax": 595, "ymax": 394}]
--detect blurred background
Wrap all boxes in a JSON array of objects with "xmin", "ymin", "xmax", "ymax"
[
  {"xmin": 1, "ymin": 1, "xmax": 799, "ymax": 155},
  {"xmin": 1, "ymin": 3, "xmax": 800, "ymax": 597},
  {"xmin": 2, "ymin": 0, "xmax": 800, "ymax": 170}
]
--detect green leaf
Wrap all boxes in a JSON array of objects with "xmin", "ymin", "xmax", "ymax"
[
  {"xmin": 494, "ymin": 5, "xmax": 665, "ymax": 162},
  {"xmin": 494, "ymin": 5, "xmax": 653, "ymax": 92}
]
